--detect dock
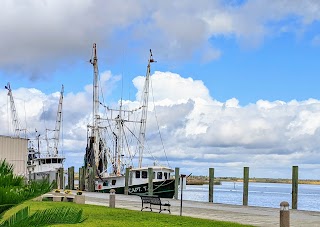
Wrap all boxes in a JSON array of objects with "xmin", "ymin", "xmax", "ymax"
[{"xmin": 80, "ymin": 191, "xmax": 320, "ymax": 227}]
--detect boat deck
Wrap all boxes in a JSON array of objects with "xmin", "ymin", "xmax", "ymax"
[{"xmin": 78, "ymin": 191, "xmax": 320, "ymax": 227}]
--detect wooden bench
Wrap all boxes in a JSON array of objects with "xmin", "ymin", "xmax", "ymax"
[{"xmin": 140, "ymin": 195, "xmax": 171, "ymax": 213}]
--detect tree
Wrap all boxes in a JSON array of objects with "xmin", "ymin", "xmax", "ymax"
[
  {"xmin": 0, "ymin": 159, "xmax": 52, "ymax": 215},
  {"xmin": 0, "ymin": 160, "xmax": 85, "ymax": 226}
]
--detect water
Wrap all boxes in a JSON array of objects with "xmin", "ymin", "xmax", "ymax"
[{"xmin": 181, "ymin": 182, "xmax": 320, "ymax": 211}]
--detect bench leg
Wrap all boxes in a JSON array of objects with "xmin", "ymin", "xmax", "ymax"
[{"xmin": 141, "ymin": 206, "xmax": 153, "ymax": 212}]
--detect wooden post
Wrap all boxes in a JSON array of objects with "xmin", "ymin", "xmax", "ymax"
[
  {"xmin": 57, "ymin": 168, "xmax": 64, "ymax": 189},
  {"xmin": 79, "ymin": 167, "xmax": 85, "ymax": 191},
  {"xmin": 78, "ymin": 167, "xmax": 82, "ymax": 190},
  {"xmin": 209, "ymin": 168, "xmax": 214, "ymax": 203},
  {"xmin": 148, "ymin": 167, "xmax": 153, "ymax": 196},
  {"xmin": 88, "ymin": 167, "xmax": 95, "ymax": 192},
  {"xmin": 70, "ymin": 166, "xmax": 75, "ymax": 190},
  {"xmin": 243, "ymin": 167, "xmax": 249, "ymax": 206},
  {"xmin": 292, "ymin": 166, "xmax": 298, "ymax": 209},
  {"xmin": 280, "ymin": 201, "xmax": 290, "ymax": 227},
  {"xmin": 174, "ymin": 167, "xmax": 180, "ymax": 200},
  {"xmin": 124, "ymin": 168, "xmax": 130, "ymax": 195},
  {"xmin": 66, "ymin": 167, "xmax": 71, "ymax": 189},
  {"xmin": 55, "ymin": 171, "xmax": 59, "ymax": 188}
]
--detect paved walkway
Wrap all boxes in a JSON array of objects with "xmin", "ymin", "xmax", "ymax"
[{"xmin": 52, "ymin": 191, "xmax": 319, "ymax": 226}]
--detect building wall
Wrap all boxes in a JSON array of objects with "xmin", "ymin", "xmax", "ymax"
[{"xmin": 0, "ymin": 135, "xmax": 28, "ymax": 176}]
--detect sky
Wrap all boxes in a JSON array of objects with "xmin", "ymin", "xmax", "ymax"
[{"xmin": 1, "ymin": 0, "xmax": 320, "ymax": 179}]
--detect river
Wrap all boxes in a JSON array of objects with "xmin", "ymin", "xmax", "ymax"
[{"xmin": 181, "ymin": 182, "xmax": 320, "ymax": 211}]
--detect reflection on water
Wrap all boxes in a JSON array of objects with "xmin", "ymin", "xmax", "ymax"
[{"xmin": 180, "ymin": 182, "xmax": 320, "ymax": 211}]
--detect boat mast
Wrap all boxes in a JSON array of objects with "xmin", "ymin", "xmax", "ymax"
[
  {"xmin": 116, "ymin": 107, "xmax": 122, "ymax": 175},
  {"xmin": 90, "ymin": 43, "xmax": 100, "ymax": 170},
  {"xmin": 53, "ymin": 85, "xmax": 64, "ymax": 156},
  {"xmin": 138, "ymin": 49, "xmax": 155, "ymax": 168},
  {"xmin": 5, "ymin": 83, "xmax": 21, "ymax": 138}
]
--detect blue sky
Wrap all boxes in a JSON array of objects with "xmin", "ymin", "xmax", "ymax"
[{"xmin": 1, "ymin": 0, "xmax": 320, "ymax": 179}]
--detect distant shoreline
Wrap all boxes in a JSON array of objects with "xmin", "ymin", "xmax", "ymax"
[
  {"xmin": 75, "ymin": 173, "xmax": 320, "ymax": 185},
  {"xmin": 186, "ymin": 176, "xmax": 320, "ymax": 185}
]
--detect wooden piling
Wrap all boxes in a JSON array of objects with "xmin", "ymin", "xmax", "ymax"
[
  {"xmin": 58, "ymin": 167, "xmax": 64, "ymax": 189},
  {"xmin": 87, "ymin": 167, "xmax": 95, "ymax": 192},
  {"xmin": 174, "ymin": 167, "xmax": 180, "ymax": 200},
  {"xmin": 125, "ymin": 168, "xmax": 130, "ymax": 195},
  {"xmin": 148, "ymin": 167, "xmax": 153, "ymax": 196},
  {"xmin": 68, "ymin": 166, "xmax": 75, "ymax": 190},
  {"xmin": 209, "ymin": 168, "xmax": 214, "ymax": 203},
  {"xmin": 80, "ymin": 167, "xmax": 85, "ymax": 191},
  {"xmin": 67, "ymin": 167, "xmax": 70, "ymax": 189},
  {"xmin": 292, "ymin": 166, "xmax": 298, "ymax": 209},
  {"xmin": 243, "ymin": 167, "xmax": 249, "ymax": 206},
  {"xmin": 55, "ymin": 171, "xmax": 59, "ymax": 188}
]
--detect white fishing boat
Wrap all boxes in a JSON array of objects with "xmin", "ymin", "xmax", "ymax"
[
  {"xmin": 84, "ymin": 44, "xmax": 175, "ymax": 198},
  {"xmin": 26, "ymin": 85, "xmax": 65, "ymax": 183},
  {"xmin": 27, "ymin": 147, "xmax": 65, "ymax": 183},
  {"xmin": 4, "ymin": 83, "xmax": 65, "ymax": 183}
]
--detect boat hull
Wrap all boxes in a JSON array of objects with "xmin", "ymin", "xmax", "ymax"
[{"xmin": 97, "ymin": 179, "xmax": 175, "ymax": 198}]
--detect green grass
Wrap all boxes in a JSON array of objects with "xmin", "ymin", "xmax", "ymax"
[{"xmin": 2, "ymin": 201, "xmax": 253, "ymax": 227}]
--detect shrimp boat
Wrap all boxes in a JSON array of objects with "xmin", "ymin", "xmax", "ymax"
[
  {"xmin": 84, "ymin": 44, "xmax": 175, "ymax": 198},
  {"xmin": 26, "ymin": 85, "xmax": 65, "ymax": 183},
  {"xmin": 4, "ymin": 82, "xmax": 65, "ymax": 184}
]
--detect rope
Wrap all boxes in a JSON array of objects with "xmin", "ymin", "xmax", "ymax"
[{"xmin": 150, "ymin": 77, "xmax": 170, "ymax": 167}]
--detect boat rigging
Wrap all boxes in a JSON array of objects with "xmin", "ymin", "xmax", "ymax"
[{"xmin": 84, "ymin": 44, "xmax": 175, "ymax": 197}]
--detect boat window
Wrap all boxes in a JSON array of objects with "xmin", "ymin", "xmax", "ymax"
[
  {"xmin": 112, "ymin": 180, "xmax": 116, "ymax": 185},
  {"xmin": 103, "ymin": 181, "xmax": 108, "ymax": 186},
  {"xmin": 45, "ymin": 159, "xmax": 52, "ymax": 164},
  {"xmin": 38, "ymin": 161, "xmax": 41, "ymax": 165},
  {"xmin": 41, "ymin": 160, "xmax": 45, "ymax": 164},
  {"xmin": 52, "ymin": 159, "xmax": 57, "ymax": 163},
  {"xmin": 164, "ymin": 172, "xmax": 168, "ymax": 179},
  {"xmin": 58, "ymin": 159, "xmax": 61, "ymax": 163},
  {"xmin": 157, "ymin": 172, "xmax": 163, "ymax": 179},
  {"xmin": 142, "ymin": 171, "xmax": 147, "ymax": 178},
  {"xmin": 135, "ymin": 171, "xmax": 140, "ymax": 178}
]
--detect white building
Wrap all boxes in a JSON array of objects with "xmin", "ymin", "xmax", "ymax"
[{"xmin": 0, "ymin": 135, "xmax": 28, "ymax": 176}]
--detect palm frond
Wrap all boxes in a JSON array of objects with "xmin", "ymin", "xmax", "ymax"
[
  {"xmin": 0, "ymin": 207, "xmax": 29, "ymax": 227},
  {"xmin": 0, "ymin": 159, "xmax": 53, "ymax": 216},
  {"xmin": 0, "ymin": 160, "xmax": 14, "ymax": 176},
  {"xmin": 0, "ymin": 206, "xmax": 86, "ymax": 227}
]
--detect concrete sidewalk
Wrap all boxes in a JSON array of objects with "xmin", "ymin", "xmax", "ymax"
[{"xmin": 81, "ymin": 191, "xmax": 320, "ymax": 227}]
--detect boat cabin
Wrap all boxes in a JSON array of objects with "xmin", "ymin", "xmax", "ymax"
[
  {"xmin": 96, "ymin": 166, "xmax": 174, "ymax": 190},
  {"xmin": 130, "ymin": 166, "xmax": 173, "ymax": 185}
]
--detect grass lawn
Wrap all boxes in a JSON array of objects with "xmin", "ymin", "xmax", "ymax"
[{"xmin": 2, "ymin": 200, "xmax": 254, "ymax": 227}]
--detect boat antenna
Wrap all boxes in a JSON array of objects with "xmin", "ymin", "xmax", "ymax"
[{"xmin": 138, "ymin": 49, "xmax": 156, "ymax": 168}]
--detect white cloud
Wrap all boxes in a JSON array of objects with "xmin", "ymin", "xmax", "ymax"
[
  {"xmin": 1, "ymin": 70, "xmax": 320, "ymax": 178},
  {"xmin": 133, "ymin": 71, "xmax": 212, "ymax": 103},
  {"xmin": 1, "ymin": 0, "xmax": 320, "ymax": 77}
]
